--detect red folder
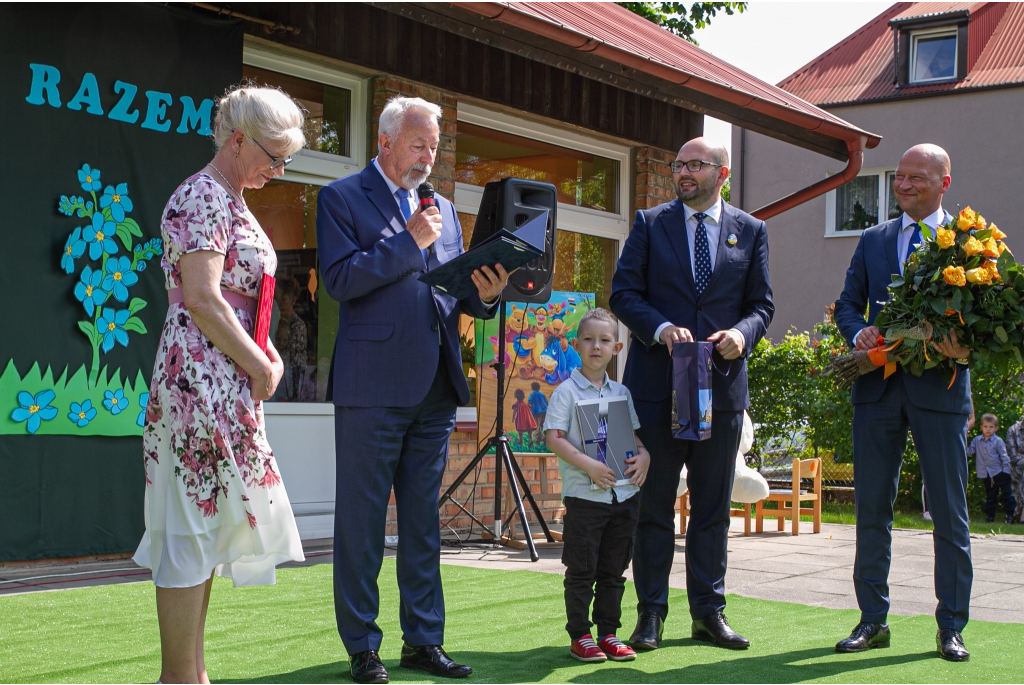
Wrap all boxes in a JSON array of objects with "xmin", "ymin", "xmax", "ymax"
[{"xmin": 254, "ymin": 273, "xmax": 276, "ymax": 353}]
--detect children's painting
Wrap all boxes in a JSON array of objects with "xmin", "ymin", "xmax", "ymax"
[{"xmin": 475, "ymin": 291, "xmax": 595, "ymax": 452}]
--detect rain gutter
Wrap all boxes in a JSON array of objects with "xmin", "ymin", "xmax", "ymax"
[{"xmin": 459, "ymin": 2, "xmax": 877, "ymax": 220}]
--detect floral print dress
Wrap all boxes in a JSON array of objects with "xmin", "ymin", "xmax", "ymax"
[{"xmin": 133, "ymin": 173, "xmax": 303, "ymax": 588}]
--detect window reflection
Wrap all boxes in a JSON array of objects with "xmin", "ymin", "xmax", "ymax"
[
  {"xmin": 456, "ymin": 122, "xmax": 618, "ymax": 213},
  {"xmin": 243, "ymin": 65, "xmax": 352, "ymax": 157}
]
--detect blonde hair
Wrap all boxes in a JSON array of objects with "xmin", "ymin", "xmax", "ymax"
[
  {"xmin": 578, "ymin": 308, "xmax": 619, "ymax": 338},
  {"xmin": 212, "ymin": 84, "xmax": 305, "ymax": 154}
]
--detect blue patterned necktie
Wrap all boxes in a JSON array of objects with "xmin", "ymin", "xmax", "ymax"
[
  {"xmin": 902, "ymin": 224, "xmax": 923, "ymax": 273},
  {"xmin": 693, "ymin": 212, "xmax": 712, "ymax": 295},
  {"xmin": 396, "ymin": 188, "xmax": 429, "ymax": 262}
]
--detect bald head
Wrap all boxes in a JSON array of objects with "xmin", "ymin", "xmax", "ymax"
[
  {"xmin": 893, "ymin": 143, "xmax": 952, "ymax": 221},
  {"xmin": 673, "ymin": 136, "xmax": 730, "ymax": 211},
  {"xmin": 901, "ymin": 143, "xmax": 951, "ymax": 176}
]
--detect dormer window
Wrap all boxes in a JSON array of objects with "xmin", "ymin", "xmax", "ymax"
[{"xmin": 910, "ymin": 28, "xmax": 957, "ymax": 83}]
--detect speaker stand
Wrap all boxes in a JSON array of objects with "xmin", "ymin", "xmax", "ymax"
[{"xmin": 438, "ymin": 303, "xmax": 557, "ymax": 561}]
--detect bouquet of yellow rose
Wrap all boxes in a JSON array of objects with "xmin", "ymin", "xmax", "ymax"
[{"xmin": 825, "ymin": 207, "xmax": 1023, "ymax": 390}]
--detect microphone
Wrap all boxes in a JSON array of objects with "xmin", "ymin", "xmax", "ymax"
[{"xmin": 418, "ymin": 182, "xmax": 436, "ymax": 254}]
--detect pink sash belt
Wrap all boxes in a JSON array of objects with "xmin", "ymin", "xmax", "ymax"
[{"xmin": 167, "ymin": 288, "xmax": 258, "ymax": 316}]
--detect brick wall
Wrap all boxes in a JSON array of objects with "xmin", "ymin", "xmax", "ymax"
[
  {"xmin": 635, "ymin": 146, "xmax": 677, "ymax": 210},
  {"xmin": 370, "ymin": 76, "xmax": 457, "ymax": 197}
]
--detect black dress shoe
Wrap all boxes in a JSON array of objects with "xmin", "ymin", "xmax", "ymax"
[
  {"xmin": 691, "ymin": 611, "xmax": 750, "ymax": 649},
  {"xmin": 349, "ymin": 650, "xmax": 388, "ymax": 684},
  {"xmin": 835, "ymin": 622, "xmax": 890, "ymax": 653},
  {"xmin": 399, "ymin": 644, "xmax": 472, "ymax": 678},
  {"xmin": 629, "ymin": 611, "xmax": 664, "ymax": 651},
  {"xmin": 937, "ymin": 629, "xmax": 970, "ymax": 662}
]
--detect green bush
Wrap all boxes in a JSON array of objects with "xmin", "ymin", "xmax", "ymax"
[{"xmin": 746, "ymin": 308, "xmax": 1024, "ymax": 514}]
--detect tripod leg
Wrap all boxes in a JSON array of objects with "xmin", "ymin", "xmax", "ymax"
[
  {"xmin": 438, "ymin": 441, "xmax": 488, "ymax": 508},
  {"xmin": 500, "ymin": 442, "xmax": 539, "ymax": 561},
  {"xmin": 508, "ymin": 452, "xmax": 556, "ymax": 542}
]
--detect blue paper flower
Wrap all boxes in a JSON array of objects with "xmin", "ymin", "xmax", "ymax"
[
  {"xmin": 104, "ymin": 389, "xmax": 129, "ymax": 415},
  {"xmin": 74, "ymin": 265, "xmax": 108, "ymax": 316},
  {"xmin": 137, "ymin": 392, "xmax": 149, "ymax": 427},
  {"xmin": 97, "ymin": 307, "xmax": 131, "ymax": 352},
  {"xmin": 61, "ymin": 227, "xmax": 86, "ymax": 274},
  {"xmin": 77, "ymin": 199, "xmax": 94, "ymax": 219},
  {"xmin": 100, "ymin": 183, "xmax": 133, "ymax": 222},
  {"xmin": 68, "ymin": 399, "xmax": 98, "ymax": 427},
  {"xmin": 11, "ymin": 390, "xmax": 58, "ymax": 434},
  {"xmin": 59, "ymin": 195, "xmax": 75, "ymax": 216},
  {"xmin": 102, "ymin": 256, "xmax": 139, "ymax": 302},
  {"xmin": 78, "ymin": 164, "xmax": 102, "ymax": 193},
  {"xmin": 84, "ymin": 213, "xmax": 118, "ymax": 260}
]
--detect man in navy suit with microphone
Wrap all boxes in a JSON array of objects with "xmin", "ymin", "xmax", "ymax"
[
  {"xmin": 610, "ymin": 137, "xmax": 773, "ymax": 651},
  {"xmin": 316, "ymin": 96, "xmax": 507, "ymax": 683},
  {"xmin": 833, "ymin": 144, "xmax": 972, "ymax": 662}
]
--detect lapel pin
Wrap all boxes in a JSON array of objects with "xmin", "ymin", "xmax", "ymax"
[{"xmin": 726, "ymin": 233, "xmax": 738, "ymax": 246}]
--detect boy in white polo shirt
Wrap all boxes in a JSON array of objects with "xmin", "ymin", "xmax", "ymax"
[{"xmin": 544, "ymin": 308, "xmax": 650, "ymax": 663}]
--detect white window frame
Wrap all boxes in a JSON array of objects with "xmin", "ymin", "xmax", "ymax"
[
  {"xmin": 454, "ymin": 102, "xmax": 632, "ymax": 385},
  {"xmin": 909, "ymin": 27, "xmax": 958, "ymax": 85},
  {"xmin": 825, "ymin": 168, "xmax": 897, "ymax": 238},
  {"xmin": 243, "ymin": 38, "xmax": 367, "ymax": 187}
]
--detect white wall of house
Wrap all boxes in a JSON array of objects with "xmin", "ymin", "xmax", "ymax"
[{"xmin": 733, "ymin": 86, "xmax": 1024, "ymax": 340}]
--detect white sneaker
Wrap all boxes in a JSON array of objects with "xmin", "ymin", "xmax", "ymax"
[{"xmin": 923, "ymin": 511, "xmax": 932, "ymax": 521}]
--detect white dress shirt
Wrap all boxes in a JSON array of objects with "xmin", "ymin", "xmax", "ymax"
[
  {"xmin": 898, "ymin": 206, "xmax": 945, "ymax": 275},
  {"xmin": 372, "ymin": 157, "xmax": 418, "ymax": 218}
]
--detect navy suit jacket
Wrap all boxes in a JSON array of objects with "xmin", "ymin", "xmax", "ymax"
[
  {"xmin": 315, "ymin": 164, "xmax": 495, "ymax": 408},
  {"xmin": 610, "ymin": 200, "xmax": 774, "ymax": 411},
  {"xmin": 834, "ymin": 214, "xmax": 971, "ymax": 413}
]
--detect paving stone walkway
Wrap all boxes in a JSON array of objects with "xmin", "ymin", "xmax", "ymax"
[{"xmin": 2, "ymin": 520, "xmax": 1022, "ymax": 626}]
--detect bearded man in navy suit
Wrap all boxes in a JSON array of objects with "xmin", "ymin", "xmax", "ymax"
[
  {"xmin": 316, "ymin": 97, "xmax": 507, "ymax": 683},
  {"xmin": 833, "ymin": 144, "xmax": 972, "ymax": 662},
  {"xmin": 610, "ymin": 137, "xmax": 773, "ymax": 651}
]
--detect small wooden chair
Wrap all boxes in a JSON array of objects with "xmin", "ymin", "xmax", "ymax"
[
  {"xmin": 755, "ymin": 457, "xmax": 822, "ymax": 535},
  {"xmin": 679, "ymin": 491, "xmax": 754, "ymax": 537}
]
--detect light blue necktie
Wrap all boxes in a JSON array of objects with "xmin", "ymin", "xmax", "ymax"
[
  {"xmin": 396, "ymin": 188, "xmax": 428, "ymax": 263},
  {"xmin": 693, "ymin": 212, "xmax": 712, "ymax": 295}
]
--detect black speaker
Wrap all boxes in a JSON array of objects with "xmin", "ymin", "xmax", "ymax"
[{"xmin": 470, "ymin": 177, "xmax": 557, "ymax": 304}]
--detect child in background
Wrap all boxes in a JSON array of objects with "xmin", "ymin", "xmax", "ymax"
[
  {"xmin": 544, "ymin": 308, "xmax": 650, "ymax": 664},
  {"xmin": 967, "ymin": 413, "xmax": 1017, "ymax": 524},
  {"xmin": 529, "ymin": 381, "xmax": 548, "ymax": 445},
  {"xmin": 512, "ymin": 388, "xmax": 538, "ymax": 447}
]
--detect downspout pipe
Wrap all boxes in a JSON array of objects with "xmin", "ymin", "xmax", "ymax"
[{"xmin": 750, "ymin": 137, "xmax": 866, "ymax": 221}]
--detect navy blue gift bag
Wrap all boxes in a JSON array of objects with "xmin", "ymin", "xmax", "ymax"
[{"xmin": 671, "ymin": 341, "xmax": 715, "ymax": 441}]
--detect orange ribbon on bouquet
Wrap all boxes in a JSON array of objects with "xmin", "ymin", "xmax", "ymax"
[{"xmin": 866, "ymin": 335, "xmax": 902, "ymax": 379}]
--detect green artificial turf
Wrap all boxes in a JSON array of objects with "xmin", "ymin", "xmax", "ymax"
[{"xmin": 1, "ymin": 560, "xmax": 1021, "ymax": 683}]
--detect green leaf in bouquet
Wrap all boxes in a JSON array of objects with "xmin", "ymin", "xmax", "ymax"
[
  {"xmin": 950, "ymin": 289, "xmax": 963, "ymax": 309},
  {"xmin": 929, "ymin": 298, "xmax": 947, "ymax": 317},
  {"xmin": 995, "ymin": 326, "xmax": 1009, "ymax": 343},
  {"xmin": 1015, "ymin": 347, "xmax": 1023, "ymax": 366},
  {"xmin": 889, "ymin": 278, "xmax": 905, "ymax": 289},
  {"xmin": 973, "ymin": 228, "xmax": 992, "ymax": 242},
  {"xmin": 997, "ymin": 251, "xmax": 1015, "ymax": 282},
  {"xmin": 918, "ymin": 220, "xmax": 934, "ymax": 241}
]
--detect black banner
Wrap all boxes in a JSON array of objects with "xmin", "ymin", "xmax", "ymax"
[{"xmin": 0, "ymin": 4, "xmax": 241, "ymax": 560}]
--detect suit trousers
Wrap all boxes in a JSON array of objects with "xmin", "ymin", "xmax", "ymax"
[
  {"xmin": 852, "ymin": 374, "xmax": 972, "ymax": 630},
  {"xmin": 332, "ymin": 362, "xmax": 457, "ymax": 654},
  {"xmin": 632, "ymin": 399, "xmax": 743, "ymax": 620}
]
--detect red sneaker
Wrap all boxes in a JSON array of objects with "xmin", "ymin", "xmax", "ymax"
[
  {"xmin": 570, "ymin": 634, "xmax": 608, "ymax": 662},
  {"xmin": 599, "ymin": 634, "xmax": 637, "ymax": 661}
]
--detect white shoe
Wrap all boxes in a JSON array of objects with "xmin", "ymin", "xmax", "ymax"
[{"xmin": 923, "ymin": 511, "xmax": 932, "ymax": 521}]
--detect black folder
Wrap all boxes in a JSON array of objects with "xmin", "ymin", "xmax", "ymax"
[{"xmin": 419, "ymin": 211, "xmax": 547, "ymax": 300}]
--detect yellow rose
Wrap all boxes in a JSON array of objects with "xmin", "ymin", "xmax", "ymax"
[
  {"xmin": 935, "ymin": 227, "xmax": 956, "ymax": 249},
  {"xmin": 990, "ymin": 223, "xmax": 1006, "ymax": 241},
  {"xmin": 963, "ymin": 236, "xmax": 984, "ymax": 256},
  {"xmin": 966, "ymin": 267, "xmax": 993, "ymax": 285},
  {"xmin": 943, "ymin": 265, "xmax": 966, "ymax": 286},
  {"xmin": 984, "ymin": 260, "xmax": 1002, "ymax": 281},
  {"xmin": 974, "ymin": 214, "xmax": 988, "ymax": 231},
  {"xmin": 999, "ymin": 241, "xmax": 1013, "ymax": 256},
  {"xmin": 957, "ymin": 207, "xmax": 977, "ymax": 232},
  {"xmin": 981, "ymin": 238, "xmax": 1000, "ymax": 258}
]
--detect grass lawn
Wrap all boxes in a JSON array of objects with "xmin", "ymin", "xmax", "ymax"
[
  {"xmin": 816, "ymin": 502, "xmax": 1024, "ymax": 536},
  {"xmin": 2, "ymin": 560, "xmax": 1021, "ymax": 683}
]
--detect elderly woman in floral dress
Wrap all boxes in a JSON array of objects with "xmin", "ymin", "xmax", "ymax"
[{"xmin": 133, "ymin": 85, "xmax": 306, "ymax": 684}]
